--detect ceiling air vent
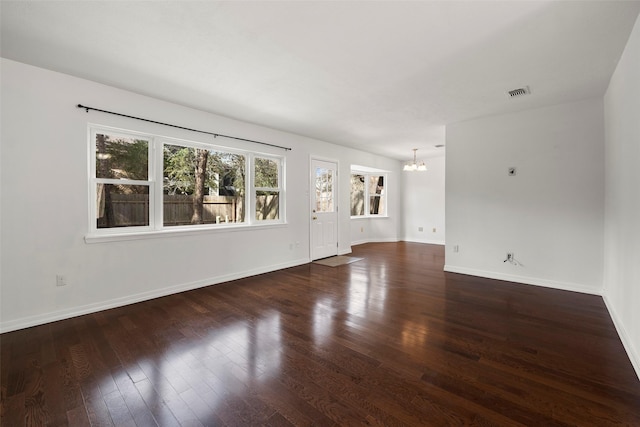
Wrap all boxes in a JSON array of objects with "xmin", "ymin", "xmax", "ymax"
[{"xmin": 508, "ymin": 86, "xmax": 530, "ymax": 98}]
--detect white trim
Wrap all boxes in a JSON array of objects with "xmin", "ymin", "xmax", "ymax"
[
  {"xmin": 88, "ymin": 124, "xmax": 288, "ymax": 238},
  {"xmin": 602, "ymin": 295, "xmax": 640, "ymax": 381},
  {"xmin": 0, "ymin": 257, "xmax": 310, "ymax": 334},
  {"xmin": 85, "ymin": 221, "xmax": 288, "ymax": 243},
  {"xmin": 350, "ymin": 171, "xmax": 388, "ymax": 218},
  {"xmin": 89, "ymin": 126, "xmax": 155, "ymax": 233},
  {"xmin": 442, "ymin": 265, "xmax": 602, "ymax": 295},
  {"xmin": 310, "ymin": 156, "xmax": 340, "ymax": 260},
  {"xmin": 351, "ymin": 164, "xmax": 390, "ymax": 174},
  {"xmin": 350, "ymin": 215, "xmax": 389, "ymax": 220},
  {"xmin": 442, "ymin": 264, "xmax": 639, "ymax": 381},
  {"xmin": 253, "ymin": 154, "xmax": 285, "ymax": 222},
  {"xmin": 402, "ymin": 237, "xmax": 446, "ymax": 246},
  {"xmin": 351, "ymin": 239, "xmax": 370, "ymax": 246},
  {"xmin": 351, "ymin": 237, "xmax": 400, "ymax": 246}
]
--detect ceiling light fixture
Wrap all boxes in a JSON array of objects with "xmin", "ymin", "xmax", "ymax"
[{"xmin": 403, "ymin": 148, "xmax": 427, "ymax": 172}]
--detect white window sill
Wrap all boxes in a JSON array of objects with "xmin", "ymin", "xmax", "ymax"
[
  {"xmin": 350, "ymin": 215, "xmax": 389, "ymax": 220},
  {"xmin": 85, "ymin": 222, "xmax": 287, "ymax": 244}
]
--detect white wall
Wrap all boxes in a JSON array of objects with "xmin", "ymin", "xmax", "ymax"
[
  {"xmin": 402, "ymin": 154, "xmax": 446, "ymax": 245},
  {"xmin": 445, "ymin": 98, "xmax": 605, "ymax": 294},
  {"xmin": 350, "ymin": 216, "xmax": 401, "ymax": 246},
  {"xmin": 0, "ymin": 59, "xmax": 401, "ymax": 332},
  {"xmin": 603, "ymin": 14, "xmax": 640, "ymax": 378}
]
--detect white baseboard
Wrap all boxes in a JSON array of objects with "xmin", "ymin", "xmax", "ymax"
[
  {"xmin": 602, "ymin": 295, "xmax": 640, "ymax": 381},
  {"xmin": 443, "ymin": 265, "xmax": 602, "ymax": 296},
  {"xmin": 351, "ymin": 237, "xmax": 400, "ymax": 246},
  {"xmin": 0, "ymin": 257, "xmax": 310, "ymax": 334},
  {"xmin": 402, "ymin": 237, "xmax": 446, "ymax": 246},
  {"xmin": 444, "ymin": 265, "xmax": 640, "ymax": 381},
  {"xmin": 351, "ymin": 239, "xmax": 369, "ymax": 246}
]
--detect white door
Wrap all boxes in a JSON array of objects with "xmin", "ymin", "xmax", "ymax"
[{"xmin": 311, "ymin": 159, "xmax": 338, "ymax": 260}]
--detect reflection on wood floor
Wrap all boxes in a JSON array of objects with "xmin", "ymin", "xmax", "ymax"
[{"xmin": 1, "ymin": 242, "xmax": 639, "ymax": 426}]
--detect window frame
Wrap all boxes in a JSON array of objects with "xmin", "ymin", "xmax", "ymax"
[
  {"xmin": 89, "ymin": 127, "xmax": 156, "ymax": 235},
  {"xmin": 252, "ymin": 154, "xmax": 284, "ymax": 223},
  {"xmin": 350, "ymin": 170, "xmax": 388, "ymax": 219},
  {"xmin": 159, "ymin": 136, "xmax": 249, "ymax": 229},
  {"xmin": 87, "ymin": 125, "xmax": 286, "ymax": 243}
]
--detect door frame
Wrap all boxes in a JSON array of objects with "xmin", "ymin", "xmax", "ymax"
[{"xmin": 310, "ymin": 155, "xmax": 340, "ymax": 260}]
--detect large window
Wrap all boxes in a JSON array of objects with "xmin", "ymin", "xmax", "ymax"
[
  {"xmin": 350, "ymin": 172, "xmax": 386, "ymax": 217},
  {"xmin": 163, "ymin": 142, "xmax": 246, "ymax": 226},
  {"xmin": 89, "ymin": 126, "xmax": 285, "ymax": 237}
]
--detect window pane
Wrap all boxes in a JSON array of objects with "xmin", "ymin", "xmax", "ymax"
[
  {"xmin": 163, "ymin": 144, "xmax": 245, "ymax": 225},
  {"xmin": 370, "ymin": 196, "xmax": 385, "ymax": 215},
  {"xmin": 315, "ymin": 167, "xmax": 334, "ymax": 212},
  {"xmin": 350, "ymin": 174, "xmax": 365, "ymax": 216},
  {"xmin": 96, "ymin": 184, "xmax": 149, "ymax": 228},
  {"xmin": 163, "ymin": 195, "xmax": 242, "ymax": 225},
  {"xmin": 96, "ymin": 133, "xmax": 148, "ymax": 180},
  {"xmin": 255, "ymin": 158, "xmax": 278, "ymax": 188},
  {"xmin": 256, "ymin": 191, "xmax": 279, "ymax": 220},
  {"xmin": 369, "ymin": 175, "xmax": 385, "ymax": 215}
]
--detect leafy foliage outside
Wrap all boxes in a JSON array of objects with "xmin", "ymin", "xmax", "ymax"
[
  {"xmin": 255, "ymin": 157, "xmax": 278, "ymax": 188},
  {"xmin": 96, "ymin": 134, "xmax": 148, "ymax": 186},
  {"xmin": 163, "ymin": 144, "xmax": 245, "ymax": 197},
  {"xmin": 95, "ymin": 132, "xmax": 280, "ymax": 227},
  {"xmin": 255, "ymin": 157, "xmax": 280, "ymax": 220},
  {"xmin": 96, "ymin": 134, "xmax": 150, "ymax": 228}
]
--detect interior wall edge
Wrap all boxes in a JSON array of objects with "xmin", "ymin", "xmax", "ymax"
[{"xmin": 602, "ymin": 294, "xmax": 640, "ymax": 381}]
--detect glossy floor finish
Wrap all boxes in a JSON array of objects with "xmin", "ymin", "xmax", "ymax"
[{"xmin": 2, "ymin": 242, "xmax": 639, "ymax": 426}]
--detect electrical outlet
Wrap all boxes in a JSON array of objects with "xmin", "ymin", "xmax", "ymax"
[
  {"xmin": 418, "ymin": 227, "xmax": 423, "ymax": 232},
  {"xmin": 453, "ymin": 245, "xmax": 459, "ymax": 253},
  {"xmin": 506, "ymin": 252, "xmax": 514, "ymax": 262},
  {"xmin": 56, "ymin": 275, "xmax": 67, "ymax": 287},
  {"xmin": 432, "ymin": 227, "xmax": 436, "ymax": 233}
]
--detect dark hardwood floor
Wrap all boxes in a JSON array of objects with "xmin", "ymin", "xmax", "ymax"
[{"xmin": 2, "ymin": 242, "xmax": 639, "ymax": 426}]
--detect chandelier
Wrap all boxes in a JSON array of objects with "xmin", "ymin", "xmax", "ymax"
[{"xmin": 403, "ymin": 148, "xmax": 427, "ymax": 172}]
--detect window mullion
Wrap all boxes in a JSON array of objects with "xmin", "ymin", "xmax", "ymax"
[
  {"xmin": 153, "ymin": 140, "xmax": 164, "ymax": 230},
  {"xmin": 280, "ymin": 158, "xmax": 285, "ymax": 222},
  {"xmin": 89, "ymin": 129, "xmax": 98, "ymax": 233},
  {"xmin": 247, "ymin": 154, "xmax": 254, "ymax": 225},
  {"xmin": 364, "ymin": 173, "xmax": 370, "ymax": 216}
]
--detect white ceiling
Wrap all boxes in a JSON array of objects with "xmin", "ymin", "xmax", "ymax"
[{"xmin": 2, "ymin": 1, "xmax": 639, "ymax": 160}]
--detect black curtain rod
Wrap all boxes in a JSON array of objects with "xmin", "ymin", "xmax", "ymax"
[{"xmin": 76, "ymin": 104, "xmax": 292, "ymax": 151}]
